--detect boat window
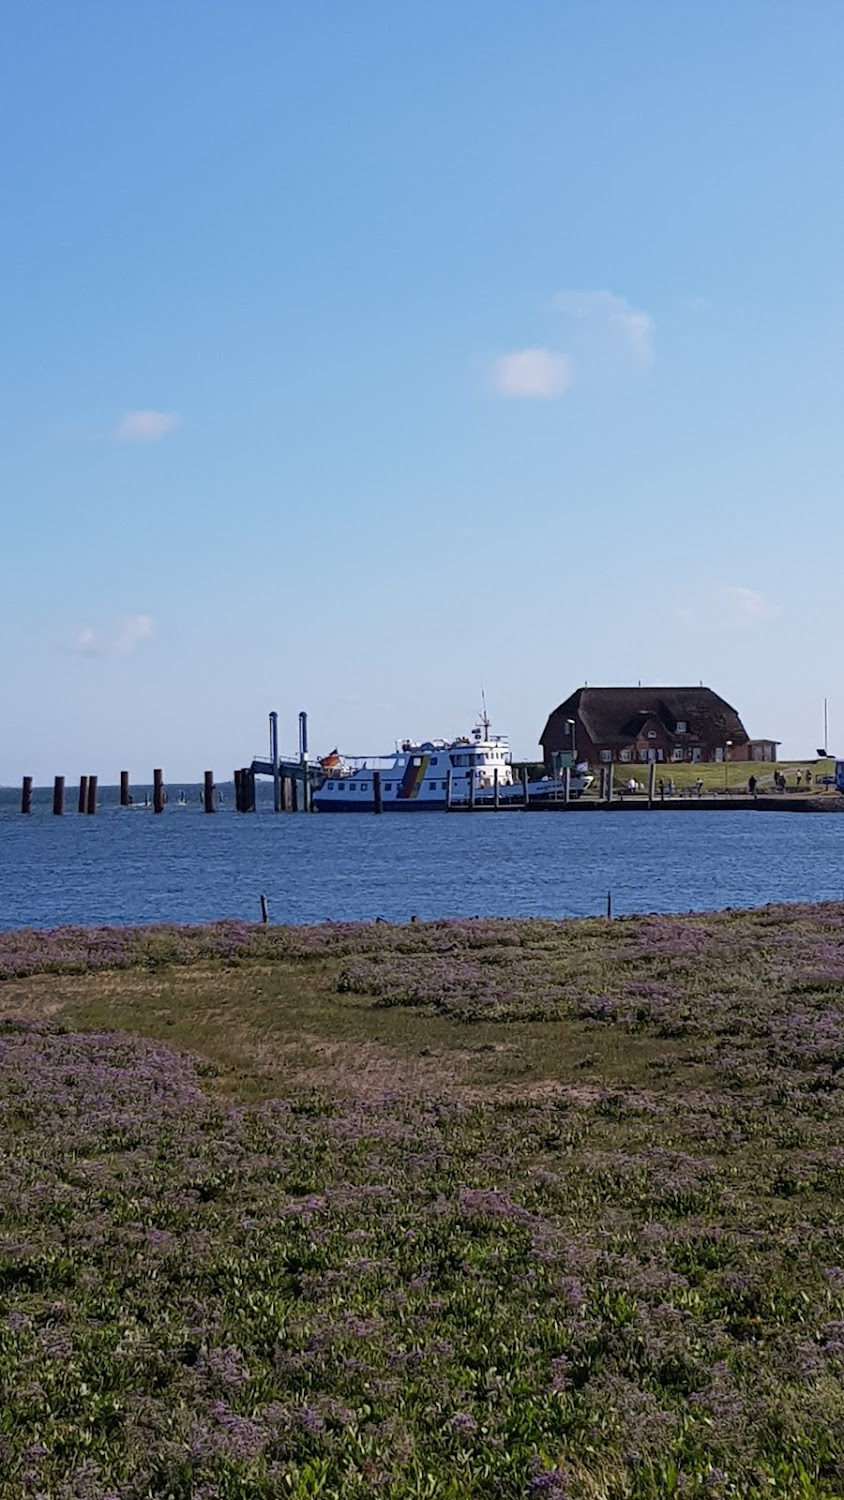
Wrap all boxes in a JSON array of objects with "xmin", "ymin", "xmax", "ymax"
[
  {"xmin": 327, "ymin": 782, "xmax": 334, "ymax": 790},
  {"xmin": 360, "ymin": 783, "xmax": 369, "ymax": 791},
  {"xmin": 384, "ymin": 783, "xmax": 392, "ymax": 791},
  {"xmin": 430, "ymin": 757, "xmax": 438, "ymax": 766},
  {"xmin": 349, "ymin": 783, "xmax": 356, "ymax": 791},
  {"xmin": 427, "ymin": 781, "xmax": 436, "ymax": 790},
  {"xmin": 413, "ymin": 757, "xmax": 422, "ymax": 766}
]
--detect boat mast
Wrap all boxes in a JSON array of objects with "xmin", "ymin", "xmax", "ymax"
[{"xmin": 480, "ymin": 685, "xmax": 490, "ymax": 739}]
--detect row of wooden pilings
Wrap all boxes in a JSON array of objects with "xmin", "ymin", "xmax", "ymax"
[
  {"xmin": 17, "ymin": 769, "xmax": 310, "ymax": 815},
  {"xmin": 19, "ymin": 770, "xmax": 211, "ymax": 815}
]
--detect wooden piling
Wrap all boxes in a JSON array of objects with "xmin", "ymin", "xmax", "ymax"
[
  {"xmin": 493, "ymin": 768, "xmax": 499, "ymax": 810},
  {"xmin": 607, "ymin": 890, "xmax": 612, "ymax": 920},
  {"xmin": 78, "ymin": 776, "xmax": 88, "ymax": 814},
  {"xmin": 53, "ymin": 776, "xmax": 65, "ymax": 816},
  {"xmin": 153, "ymin": 768, "xmax": 164, "ymax": 815},
  {"xmin": 446, "ymin": 770, "xmax": 453, "ymax": 811},
  {"xmin": 281, "ymin": 776, "xmax": 292, "ymax": 813},
  {"xmin": 606, "ymin": 765, "xmax": 614, "ymax": 803},
  {"xmin": 522, "ymin": 766, "xmax": 529, "ymax": 807},
  {"xmin": 86, "ymin": 775, "xmax": 98, "ymax": 815},
  {"xmin": 21, "ymin": 776, "xmax": 32, "ymax": 815},
  {"xmin": 120, "ymin": 771, "xmax": 131, "ymax": 807},
  {"xmin": 468, "ymin": 768, "xmax": 476, "ymax": 810},
  {"xmin": 648, "ymin": 761, "xmax": 656, "ymax": 809},
  {"xmin": 563, "ymin": 766, "xmax": 571, "ymax": 805},
  {"xmin": 260, "ymin": 894, "xmax": 269, "ymax": 924},
  {"xmin": 203, "ymin": 771, "xmax": 215, "ymax": 814},
  {"xmin": 290, "ymin": 775, "xmax": 299, "ymax": 813},
  {"xmin": 373, "ymin": 769, "xmax": 383, "ymax": 814}
]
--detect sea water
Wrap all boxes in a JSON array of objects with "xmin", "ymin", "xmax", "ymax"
[{"xmin": 1, "ymin": 783, "xmax": 843, "ymax": 929}]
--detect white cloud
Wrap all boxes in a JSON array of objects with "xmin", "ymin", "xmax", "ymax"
[
  {"xmin": 554, "ymin": 290, "xmax": 654, "ymax": 368},
  {"xmin": 114, "ymin": 410, "xmax": 180, "ymax": 443},
  {"xmin": 71, "ymin": 614, "xmax": 154, "ymax": 657},
  {"xmin": 677, "ymin": 586, "xmax": 775, "ymax": 635},
  {"xmin": 491, "ymin": 348, "xmax": 572, "ymax": 399}
]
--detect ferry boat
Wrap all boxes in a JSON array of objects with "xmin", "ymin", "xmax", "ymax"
[{"xmin": 311, "ymin": 721, "xmax": 592, "ymax": 812}]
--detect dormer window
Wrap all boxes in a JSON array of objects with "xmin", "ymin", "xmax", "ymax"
[{"xmin": 676, "ymin": 721, "xmax": 687, "ymax": 734}]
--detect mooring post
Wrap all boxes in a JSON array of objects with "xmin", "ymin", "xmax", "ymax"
[
  {"xmin": 153, "ymin": 768, "xmax": 164, "ymax": 814},
  {"xmin": 269, "ymin": 711, "xmax": 281, "ymax": 813},
  {"xmin": 446, "ymin": 769, "xmax": 453, "ymax": 811},
  {"xmin": 606, "ymin": 765, "xmax": 614, "ymax": 803},
  {"xmin": 120, "ymin": 771, "xmax": 131, "ymax": 807},
  {"xmin": 493, "ymin": 767, "xmax": 499, "ymax": 809},
  {"xmin": 21, "ymin": 776, "xmax": 32, "ymax": 815},
  {"xmin": 373, "ymin": 769, "xmax": 383, "ymax": 814},
  {"xmin": 233, "ymin": 770, "xmax": 241, "ymax": 811},
  {"xmin": 648, "ymin": 761, "xmax": 656, "ymax": 809},
  {"xmin": 607, "ymin": 890, "xmax": 612, "ymax": 920},
  {"xmin": 87, "ymin": 775, "xmax": 98, "ymax": 815},
  {"xmin": 247, "ymin": 767, "xmax": 256, "ymax": 812},
  {"xmin": 203, "ymin": 770, "xmax": 215, "ymax": 813},
  {"xmin": 53, "ymin": 775, "xmax": 65, "ymax": 816},
  {"xmin": 78, "ymin": 776, "xmax": 88, "ymax": 814},
  {"xmin": 522, "ymin": 765, "xmax": 529, "ymax": 807},
  {"xmin": 468, "ymin": 768, "xmax": 476, "ymax": 810},
  {"xmin": 299, "ymin": 711, "xmax": 309, "ymax": 813},
  {"xmin": 563, "ymin": 766, "xmax": 571, "ymax": 805},
  {"xmin": 281, "ymin": 775, "xmax": 292, "ymax": 812},
  {"xmin": 260, "ymin": 893, "xmax": 269, "ymax": 924}
]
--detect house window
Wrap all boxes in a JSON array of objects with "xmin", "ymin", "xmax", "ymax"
[
  {"xmin": 691, "ymin": 748, "xmax": 702, "ymax": 763},
  {"xmin": 600, "ymin": 750, "xmax": 612, "ymax": 763},
  {"xmin": 672, "ymin": 748, "xmax": 683, "ymax": 762},
  {"xmin": 620, "ymin": 750, "xmax": 631, "ymax": 763},
  {"xmin": 639, "ymin": 750, "xmax": 650, "ymax": 762},
  {"xmin": 676, "ymin": 721, "xmax": 687, "ymax": 735},
  {"xmin": 647, "ymin": 730, "xmax": 657, "ymax": 739}
]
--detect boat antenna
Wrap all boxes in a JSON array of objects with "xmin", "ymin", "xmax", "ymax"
[{"xmin": 480, "ymin": 685, "xmax": 490, "ymax": 738}]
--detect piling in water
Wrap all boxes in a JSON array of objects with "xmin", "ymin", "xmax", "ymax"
[
  {"xmin": 78, "ymin": 776, "xmax": 88, "ymax": 814},
  {"xmin": 373, "ymin": 769, "xmax": 383, "ymax": 814},
  {"xmin": 86, "ymin": 776, "xmax": 98, "ymax": 815},
  {"xmin": 203, "ymin": 771, "xmax": 215, "ymax": 814},
  {"xmin": 21, "ymin": 776, "xmax": 32, "ymax": 815},
  {"xmin": 53, "ymin": 776, "xmax": 65, "ymax": 816},
  {"xmin": 120, "ymin": 771, "xmax": 131, "ymax": 807},
  {"xmin": 260, "ymin": 893, "xmax": 269, "ymax": 924},
  {"xmin": 153, "ymin": 769, "xmax": 164, "ymax": 815}
]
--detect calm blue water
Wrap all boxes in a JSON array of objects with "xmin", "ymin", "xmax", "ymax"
[{"xmin": 1, "ymin": 782, "xmax": 843, "ymax": 930}]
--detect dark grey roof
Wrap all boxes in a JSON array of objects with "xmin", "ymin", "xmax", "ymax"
[{"xmin": 541, "ymin": 687, "xmax": 749, "ymax": 748}]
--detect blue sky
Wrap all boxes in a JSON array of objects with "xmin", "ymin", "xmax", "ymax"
[{"xmin": 2, "ymin": 1, "xmax": 842, "ymax": 781}]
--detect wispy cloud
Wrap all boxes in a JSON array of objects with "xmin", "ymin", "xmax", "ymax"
[
  {"xmin": 554, "ymin": 289, "xmax": 654, "ymax": 368},
  {"xmin": 677, "ymin": 586, "xmax": 775, "ymax": 635},
  {"xmin": 490, "ymin": 348, "xmax": 572, "ymax": 399},
  {"xmin": 70, "ymin": 614, "xmax": 154, "ymax": 657},
  {"xmin": 114, "ymin": 410, "xmax": 180, "ymax": 443}
]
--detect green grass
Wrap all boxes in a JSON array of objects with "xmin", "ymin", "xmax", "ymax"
[
  {"xmin": 586, "ymin": 757, "xmax": 836, "ymax": 795},
  {"xmin": 4, "ymin": 908, "xmax": 844, "ymax": 1496}
]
